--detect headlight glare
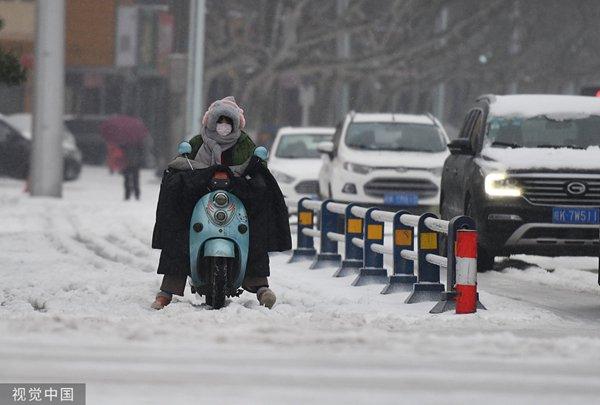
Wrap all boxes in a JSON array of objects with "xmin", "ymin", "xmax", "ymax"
[
  {"xmin": 343, "ymin": 162, "xmax": 372, "ymax": 174},
  {"xmin": 484, "ymin": 173, "xmax": 522, "ymax": 197}
]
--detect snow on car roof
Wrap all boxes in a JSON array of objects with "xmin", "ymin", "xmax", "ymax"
[
  {"xmin": 277, "ymin": 126, "xmax": 335, "ymax": 135},
  {"xmin": 6, "ymin": 113, "xmax": 31, "ymax": 131},
  {"xmin": 351, "ymin": 113, "xmax": 435, "ymax": 125},
  {"xmin": 5, "ymin": 113, "xmax": 31, "ymax": 139},
  {"xmin": 482, "ymin": 146, "xmax": 600, "ymax": 171},
  {"xmin": 489, "ymin": 94, "xmax": 600, "ymax": 120}
]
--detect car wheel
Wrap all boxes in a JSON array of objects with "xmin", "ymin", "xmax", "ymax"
[
  {"xmin": 465, "ymin": 199, "xmax": 495, "ymax": 272},
  {"xmin": 477, "ymin": 248, "xmax": 495, "ymax": 272},
  {"xmin": 63, "ymin": 160, "xmax": 80, "ymax": 181}
]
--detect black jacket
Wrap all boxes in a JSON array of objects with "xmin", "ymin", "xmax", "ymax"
[
  {"xmin": 152, "ymin": 156, "xmax": 291, "ymax": 277},
  {"xmin": 123, "ymin": 144, "xmax": 144, "ymax": 169}
]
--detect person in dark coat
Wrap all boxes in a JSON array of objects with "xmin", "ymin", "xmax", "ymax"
[
  {"xmin": 151, "ymin": 96, "xmax": 291, "ymax": 310},
  {"xmin": 122, "ymin": 142, "xmax": 143, "ymax": 200}
]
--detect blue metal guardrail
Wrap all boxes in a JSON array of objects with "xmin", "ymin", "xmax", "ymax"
[{"xmin": 287, "ymin": 198, "xmax": 485, "ymax": 313}]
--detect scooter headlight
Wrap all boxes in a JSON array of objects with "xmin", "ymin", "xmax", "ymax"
[
  {"xmin": 214, "ymin": 210, "xmax": 227, "ymax": 223},
  {"xmin": 213, "ymin": 192, "xmax": 229, "ymax": 207},
  {"xmin": 485, "ymin": 172, "xmax": 522, "ymax": 197}
]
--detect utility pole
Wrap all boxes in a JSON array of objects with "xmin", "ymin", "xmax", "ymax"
[
  {"xmin": 507, "ymin": 1, "xmax": 521, "ymax": 94},
  {"xmin": 30, "ymin": 0, "xmax": 65, "ymax": 197},
  {"xmin": 185, "ymin": 0, "xmax": 206, "ymax": 136},
  {"xmin": 336, "ymin": 0, "xmax": 350, "ymax": 121},
  {"xmin": 299, "ymin": 85, "xmax": 315, "ymax": 126},
  {"xmin": 433, "ymin": 5, "xmax": 448, "ymax": 121}
]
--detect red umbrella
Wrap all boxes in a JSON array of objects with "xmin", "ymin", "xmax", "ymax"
[{"xmin": 100, "ymin": 115, "xmax": 148, "ymax": 146}]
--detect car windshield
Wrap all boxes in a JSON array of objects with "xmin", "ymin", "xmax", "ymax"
[
  {"xmin": 344, "ymin": 122, "xmax": 446, "ymax": 152},
  {"xmin": 275, "ymin": 133, "xmax": 332, "ymax": 158},
  {"xmin": 486, "ymin": 115, "xmax": 600, "ymax": 149}
]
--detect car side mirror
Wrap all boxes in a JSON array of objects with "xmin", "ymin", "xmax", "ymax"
[
  {"xmin": 448, "ymin": 138, "xmax": 474, "ymax": 155},
  {"xmin": 317, "ymin": 141, "xmax": 334, "ymax": 158}
]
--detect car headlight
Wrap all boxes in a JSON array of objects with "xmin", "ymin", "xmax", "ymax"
[
  {"xmin": 272, "ymin": 170, "xmax": 295, "ymax": 184},
  {"xmin": 62, "ymin": 138, "xmax": 77, "ymax": 151},
  {"xmin": 343, "ymin": 162, "xmax": 372, "ymax": 174},
  {"xmin": 484, "ymin": 172, "xmax": 522, "ymax": 197}
]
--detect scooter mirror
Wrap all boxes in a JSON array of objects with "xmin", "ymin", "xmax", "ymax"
[
  {"xmin": 178, "ymin": 142, "xmax": 192, "ymax": 155},
  {"xmin": 254, "ymin": 146, "xmax": 268, "ymax": 160}
]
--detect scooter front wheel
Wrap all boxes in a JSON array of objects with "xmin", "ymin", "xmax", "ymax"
[{"xmin": 205, "ymin": 257, "xmax": 228, "ymax": 309}]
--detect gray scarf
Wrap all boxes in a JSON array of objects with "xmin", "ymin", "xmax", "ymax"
[{"xmin": 194, "ymin": 125, "xmax": 240, "ymax": 167}]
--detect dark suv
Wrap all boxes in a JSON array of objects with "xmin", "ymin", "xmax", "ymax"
[{"xmin": 441, "ymin": 94, "xmax": 600, "ymax": 270}]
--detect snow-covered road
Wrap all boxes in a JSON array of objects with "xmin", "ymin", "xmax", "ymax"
[{"xmin": 1, "ymin": 167, "xmax": 600, "ymax": 404}]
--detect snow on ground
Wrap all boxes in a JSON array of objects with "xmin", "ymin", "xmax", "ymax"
[{"xmin": 1, "ymin": 167, "xmax": 600, "ymax": 404}]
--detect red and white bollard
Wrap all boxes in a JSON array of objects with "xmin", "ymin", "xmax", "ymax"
[{"xmin": 455, "ymin": 229, "xmax": 478, "ymax": 314}]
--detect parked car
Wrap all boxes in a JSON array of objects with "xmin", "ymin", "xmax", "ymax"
[
  {"xmin": 0, "ymin": 113, "xmax": 82, "ymax": 181},
  {"xmin": 317, "ymin": 112, "xmax": 449, "ymax": 211},
  {"xmin": 64, "ymin": 115, "xmax": 108, "ymax": 165},
  {"xmin": 269, "ymin": 126, "xmax": 335, "ymax": 200},
  {"xmin": 441, "ymin": 94, "xmax": 600, "ymax": 270}
]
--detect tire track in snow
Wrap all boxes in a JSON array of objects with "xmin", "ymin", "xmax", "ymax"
[
  {"xmin": 65, "ymin": 212, "xmax": 157, "ymax": 273},
  {"xmin": 70, "ymin": 231, "xmax": 156, "ymax": 273},
  {"xmin": 105, "ymin": 233, "xmax": 150, "ymax": 259},
  {"xmin": 479, "ymin": 271, "xmax": 600, "ymax": 325},
  {"xmin": 41, "ymin": 209, "xmax": 108, "ymax": 270},
  {"xmin": 39, "ymin": 205, "xmax": 155, "ymax": 273}
]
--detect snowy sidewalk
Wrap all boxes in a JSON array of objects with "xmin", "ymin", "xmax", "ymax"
[{"xmin": 1, "ymin": 167, "xmax": 600, "ymax": 404}]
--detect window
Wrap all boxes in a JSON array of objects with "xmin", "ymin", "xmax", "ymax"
[
  {"xmin": 469, "ymin": 110, "xmax": 484, "ymax": 150},
  {"xmin": 486, "ymin": 115, "xmax": 600, "ymax": 149},
  {"xmin": 344, "ymin": 122, "xmax": 446, "ymax": 152},
  {"xmin": 275, "ymin": 133, "xmax": 332, "ymax": 158},
  {"xmin": 459, "ymin": 110, "xmax": 477, "ymax": 139},
  {"xmin": 332, "ymin": 121, "xmax": 343, "ymax": 149}
]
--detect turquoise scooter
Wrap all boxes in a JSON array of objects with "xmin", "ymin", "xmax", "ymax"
[{"xmin": 178, "ymin": 142, "xmax": 268, "ymax": 309}]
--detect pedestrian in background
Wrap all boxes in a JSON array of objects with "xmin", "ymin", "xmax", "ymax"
[
  {"xmin": 100, "ymin": 114, "xmax": 149, "ymax": 201},
  {"xmin": 122, "ymin": 141, "xmax": 143, "ymax": 200}
]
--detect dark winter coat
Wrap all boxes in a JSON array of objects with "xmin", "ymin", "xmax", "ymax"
[
  {"xmin": 122, "ymin": 143, "xmax": 144, "ymax": 169},
  {"xmin": 152, "ymin": 155, "xmax": 291, "ymax": 278}
]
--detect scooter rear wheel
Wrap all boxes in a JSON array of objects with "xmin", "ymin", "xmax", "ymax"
[{"xmin": 205, "ymin": 257, "xmax": 228, "ymax": 309}]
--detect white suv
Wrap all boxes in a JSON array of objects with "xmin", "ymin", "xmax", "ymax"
[
  {"xmin": 269, "ymin": 126, "xmax": 334, "ymax": 200},
  {"xmin": 317, "ymin": 112, "xmax": 449, "ymax": 211}
]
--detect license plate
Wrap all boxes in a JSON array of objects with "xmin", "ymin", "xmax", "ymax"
[
  {"xmin": 384, "ymin": 193, "xmax": 419, "ymax": 206},
  {"xmin": 552, "ymin": 207, "xmax": 600, "ymax": 224}
]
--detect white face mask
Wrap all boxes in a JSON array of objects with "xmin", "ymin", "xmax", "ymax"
[{"xmin": 216, "ymin": 123, "xmax": 233, "ymax": 137}]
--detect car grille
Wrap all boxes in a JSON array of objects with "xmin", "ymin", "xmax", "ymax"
[
  {"xmin": 295, "ymin": 180, "xmax": 319, "ymax": 195},
  {"xmin": 364, "ymin": 178, "xmax": 438, "ymax": 198},
  {"xmin": 514, "ymin": 175, "xmax": 600, "ymax": 206},
  {"xmin": 522, "ymin": 226, "xmax": 599, "ymax": 242}
]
